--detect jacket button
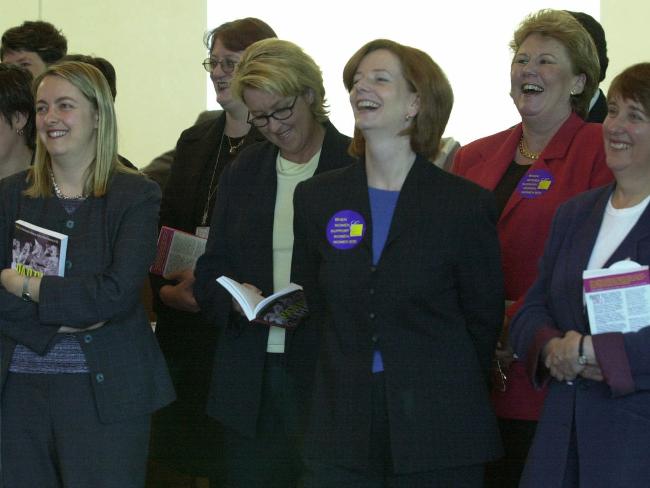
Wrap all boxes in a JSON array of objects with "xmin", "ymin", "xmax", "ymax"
[
  {"xmin": 95, "ymin": 373, "xmax": 104, "ymax": 383},
  {"xmin": 370, "ymin": 266, "xmax": 377, "ymax": 272},
  {"xmin": 66, "ymin": 260, "xmax": 72, "ymax": 270},
  {"xmin": 84, "ymin": 334, "xmax": 93, "ymax": 343},
  {"xmin": 369, "ymin": 312, "xmax": 376, "ymax": 320},
  {"xmin": 65, "ymin": 220, "xmax": 75, "ymax": 229},
  {"xmin": 369, "ymin": 288, "xmax": 375, "ymax": 295},
  {"xmin": 371, "ymin": 334, "xmax": 378, "ymax": 343}
]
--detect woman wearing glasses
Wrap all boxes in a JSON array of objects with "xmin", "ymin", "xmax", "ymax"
[
  {"xmin": 149, "ymin": 17, "xmax": 276, "ymax": 484},
  {"xmin": 193, "ymin": 38, "xmax": 354, "ymax": 487}
]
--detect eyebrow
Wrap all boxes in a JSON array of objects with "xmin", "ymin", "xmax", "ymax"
[{"xmin": 36, "ymin": 96, "xmax": 78, "ymax": 105}]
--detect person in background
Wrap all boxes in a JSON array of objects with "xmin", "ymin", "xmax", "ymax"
[
  {"xmin": 1, "ymin": 20, "xmax": 67, "ymax": 77},
  {"xmin": 148, "ymin": 18, "xmax": 276, "ymax": 487},
  {"xmin": 452, "ymin": 9, "xmax": 613, "ymax": 488},
  {"xmin": 566, "ymin": 10, "xmax": 609, "ymax": 123},
  {"xmin": 292, "ymin": 38, "xmax": 503, "ymax": 487},
  {"xmin": 510, "ymin": 62, "xmax": 650, "ymax": 488},
  {"xmin": 193, "ymin": 38, "xmax": 354, "ymax": 487},
  {"xmin": 0, "ymin": 63, "xmax": 34, "ymax": 180},
  {"xmin": 0, "ymin": 61, "xmax": 174, "ymax": 488}
]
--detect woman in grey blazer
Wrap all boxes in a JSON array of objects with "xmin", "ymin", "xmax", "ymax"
[{"xmin": 0, "ymin": 61, "xmax": 174, "ymax": 488}]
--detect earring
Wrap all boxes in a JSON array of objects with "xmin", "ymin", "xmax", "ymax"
[
  {"xmin": 405, "ymin": 114, "xmax": 412, "ymax": 121},
  {"xmin": 16, "ymin": 128, "xmax": 24, "ymax": 136},
  {"xmin": 570, "ymin": 89, "xmax": 576, "ymax": 96}
]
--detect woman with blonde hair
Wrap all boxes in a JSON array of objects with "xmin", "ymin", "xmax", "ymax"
[
  {"xmin": 0, "ymin": 61, "xmax": 174, "ymax": 487},
  {"xmin": 193, "ymin": 38, "xmax": 354, "ymax": 487}
]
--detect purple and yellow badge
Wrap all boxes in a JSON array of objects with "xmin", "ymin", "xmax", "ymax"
[
  {"xmin": 326, "ymin": 210, "xmax": 366, "ymax": 250},
  {"xmin": 517, "ymin": 169, "xmax": 554, "ymax": 199}
]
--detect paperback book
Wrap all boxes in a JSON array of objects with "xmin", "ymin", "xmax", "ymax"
[
  {"xmin": 12, "ymin": 220, "xmax": 68, "ymax": 277},
  {"xmin": 150, "ymin": 226, "xmax": 207, "ymax": 276},
  {"xmin": 216, "ymin": 275, "xmax": 308, "ymax": 329}
]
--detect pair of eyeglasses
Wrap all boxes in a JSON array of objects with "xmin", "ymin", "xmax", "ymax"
[
  {"xmin": 202, "ymin": 57, "xmax": 237, "ymax": 73},
  {"xmin": 247, "ymin": 97, "xmax": 298, "ymax": 128}
]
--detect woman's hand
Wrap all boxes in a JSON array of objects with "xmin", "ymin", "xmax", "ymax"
[
  {"xmin": 543, "ymin": 331, "xmax": 602, "ymax": 382},
  {"xmin": 233, "ymin": 283, "xmax": 262, "ymax": 317},
  {"xmin": 160, "ymin": 268, "xmax": 200, "ymax": 313},
  {"xmin": 1, "ymin": 268, "xmax": 22, "ymax": 296}
]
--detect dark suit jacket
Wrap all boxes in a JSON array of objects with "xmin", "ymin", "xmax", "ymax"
[
  {"xmin": 0, "ymin": 171, "xmax": 175, "ymax": 423},
  {"xmin": 291, "ymin": 156, "xmax": 504, "ymax": 473},
  {"xmin": 586, "ymin": 89, "xmax": 607, "ymax": 123},
  {"xmin": 193, "ymin": 121, "xmax": 354, "ymax": 438},
  {"xmin": 510, "ymin": 184, "xmax": 650, "ymax": 487}
]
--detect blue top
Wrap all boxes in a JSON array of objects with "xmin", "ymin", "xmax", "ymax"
[{"xmin": 368, "ymin": 187, "xmax": 400, "ymax": 373}]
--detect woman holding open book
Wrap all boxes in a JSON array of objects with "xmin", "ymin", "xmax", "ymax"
[
  {"xmin": 0, "ymin": 61, "xmax": 174, "ymax": 487},
  {"xmin": 148, "ymin": 18, "xmax": 276, "ymax": 485},
  {"xmin": 291, "ymin": 39, "xmax": 504, "ymax": 486},
  {"xmin": 193, "ymin": 38, "xmax": 354, "ymax": 487},
  {"xmin": 510, "ymin": 63, "xmax": 650, "ymax": 487}
]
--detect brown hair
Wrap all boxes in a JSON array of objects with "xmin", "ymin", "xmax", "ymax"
[
  {"xmin": 343, "ymin": 39, "xmax": 453, "ymax": 160},
  {"xmin": 607, "ymin": 63, "xmax": 650, "ymax": 115},
  {"xmin": 204, "ymin": 17, "xmax": 276, "ymax": 53}
]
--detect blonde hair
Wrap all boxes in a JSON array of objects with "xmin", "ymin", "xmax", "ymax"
[
  {"xmin": 26, "ymin": 61, "xmax": 130, "ymax": 198},
  {"xmin": 511, "ymin": 9, "xmax": 600, "ymax": 118},
  {"xmin": 232, "ymin": 38, "xmax": 328, "ymax": 122}
]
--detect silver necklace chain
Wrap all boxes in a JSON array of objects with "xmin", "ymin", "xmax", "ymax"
[{"xmin": 49, "ymin": 167, "xmax": 86, "ymax": 200}]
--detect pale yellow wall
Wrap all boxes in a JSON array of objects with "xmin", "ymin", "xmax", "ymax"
[
  {"xmin": 601, "ymin": 0, "xmax": 650, "ymax": 90},
  {"xmin": 1, "ymin": 1, "xmax": 649, "ymax": 167},
  {"xmin": 0, "ymin": 0, "xmax": 206, "ymax": 167}
]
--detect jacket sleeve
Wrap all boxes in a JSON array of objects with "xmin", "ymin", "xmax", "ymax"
[
  {"xmin": 37, "ymin": 179, "xmax": 161, "ymax": 328},
  {"xmin": 193, "ymin": 163, "xmax": 235, "ymax": 327},
  {"xmin": 456, "ymin": 189, "xmax": 505, "ymax": 379}
]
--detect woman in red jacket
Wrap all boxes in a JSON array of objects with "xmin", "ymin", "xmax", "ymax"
[{"xmin": 452, "ymin": 9, "xmax": 612, "ymax": 488}]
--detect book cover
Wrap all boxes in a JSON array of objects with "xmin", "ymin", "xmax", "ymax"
[
  {"xmin": 216, "ymin": 276, "xmax": 308, "ymax": 329},
  {"xmin": 12, "ymin": 220, "xmax": 68, "ymax": 277},
  {"xmin": 150, "ymin": 226, "xmax": 207, "ymax": 276}
]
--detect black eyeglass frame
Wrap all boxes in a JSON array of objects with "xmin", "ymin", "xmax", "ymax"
[
  {"xmin": 246, "ymin": 96, "xmax": 299, "ymax": 128},
  {"xmin": 202, "ymin": 57, "xmax": 238, "ymax": 73}
]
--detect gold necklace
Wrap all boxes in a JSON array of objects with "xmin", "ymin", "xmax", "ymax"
[
  {"xmin": 518, "ymin": 135, "xmax": 540, "ymax": 160},
  {"xmin": 226, "ymin": 135, "xmax": 245, "ymax": 154}
]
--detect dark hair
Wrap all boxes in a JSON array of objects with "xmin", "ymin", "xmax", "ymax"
[
  {"xmin": 0, "ymin": 63, "xmax": 35, "ymax": 149},
  {"xmin": 62, "ymin": 54, "xmax": 117, "ymax": 99},
  {"xmin": 343, "ymin": 39, "xmax": 453, "ymax": 160},
  {"xmin": 566, "ymin": 11, "xmax": 608, "ymax": 82},
  {"xmin": 204, "ymin": 17, "xmax": 276, "ymax": 53},
  {"xmin": 1, "ymin": 20, "xmax": 67, "ymax": 64},
  {"xmin": 607, "ymin": 63, "xmax": 650, "ymax": 115}
]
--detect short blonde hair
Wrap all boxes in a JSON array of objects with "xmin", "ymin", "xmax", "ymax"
[
  {"xmin": 511, "ymin": 9, "xmax": 600, "ymax": 119},
  {"xmin": 343, "ymin": 39, "xmax": 453, "ymax": 160},
  {"xmin": 26, "ymin": 61, "xmax": 128, "ymax": 198},
  {"xmin": 231, "ymin": 38, "xmax": 328, "ymax": 123}
]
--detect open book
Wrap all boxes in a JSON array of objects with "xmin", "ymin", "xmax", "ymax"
[
  {"xmin": 12, "ymin": 220, "xmax": 68, "ymax": 277},
  {"xmin": 583, "ymin": 260, "xmax": 650, "ymax": 334},
  {"xmin": 216, "ymin": 275, "xmax": 308, "ymax": 329},
  {"xmin": 150, "ymin": 226, "xmax": 207, "ymax": 276}
]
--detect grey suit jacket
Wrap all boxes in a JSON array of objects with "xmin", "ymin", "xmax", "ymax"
[{"xmin": 0, "ymin": 170, "xmax": 175, "ymax": 423}]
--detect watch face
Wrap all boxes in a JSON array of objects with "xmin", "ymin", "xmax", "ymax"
[{"xmin": 578, "ymin": 355, "xmax": 588, "ymax": 365}]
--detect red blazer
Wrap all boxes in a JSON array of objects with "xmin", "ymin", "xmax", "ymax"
[{"xmin": 452, "ymin": 112, "xmax": 613, "ymax": 419}]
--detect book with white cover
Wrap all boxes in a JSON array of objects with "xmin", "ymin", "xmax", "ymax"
[
  {"xmin": 583, "ymin": 260, "xmax": 650, "ymax": 334},
  {"xmin": 216, "ymin": 275, "xmax": 307, "ymax": 329},
  {"xmin": 12, "ymin": 220, "xmax": 68, "ymax": 277}
]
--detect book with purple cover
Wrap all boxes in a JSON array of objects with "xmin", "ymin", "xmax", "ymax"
[{"xmin": 12, "ymin": 220, "xmax": 68, "ymax": 277}]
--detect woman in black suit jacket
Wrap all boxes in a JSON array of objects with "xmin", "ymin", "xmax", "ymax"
[
  {"xmin": 292, "ymin": 39, "xmax": 504, "ymax": 487},
  {"xmin": 193, "ymin": 39, "xmax": 354, "ymax": 487},
  {"xmin": 0, "ymin": 62, "xmax": 174, "ymax": 487},
  {"xmin": 149, "ymin": 18, "xmax": 275, "ymax": 481}
]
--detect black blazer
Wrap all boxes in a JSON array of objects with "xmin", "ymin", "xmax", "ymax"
[
  {"xmin": 0, "ymin": 171, "xmax": 175, "ymax": 423},
  {"xmin": 586, "ymin": 89, "xmax": 607, "ymax": 123},
  {"xmin": 193, "ymin": 121, "xmax": 354, "ymax": 437},
  {"xmin": 291, "ymin": 156, "xmax": 504, "ymax": 473}
]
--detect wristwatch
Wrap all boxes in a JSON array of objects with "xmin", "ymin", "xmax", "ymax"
[
  {"xmin": 577, "ymin": 334, "xmax": 588, "ymax": 365},
  {"xmin": 21, "ymin": 276, "xmax": 33, "ymax": 302}
]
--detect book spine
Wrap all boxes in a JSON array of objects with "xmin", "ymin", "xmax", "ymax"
[{"xmin": 150, "ymin": 227, "xmax": 174, "ymax": 275}]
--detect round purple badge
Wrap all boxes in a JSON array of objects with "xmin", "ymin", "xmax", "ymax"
[
  {"xmin": 326, "ymin": 210, "xmax": 366, "ymax": 250},
  {"xmin": 516, "ymin": 169, "xmax": 554, "ymax": 199}
]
